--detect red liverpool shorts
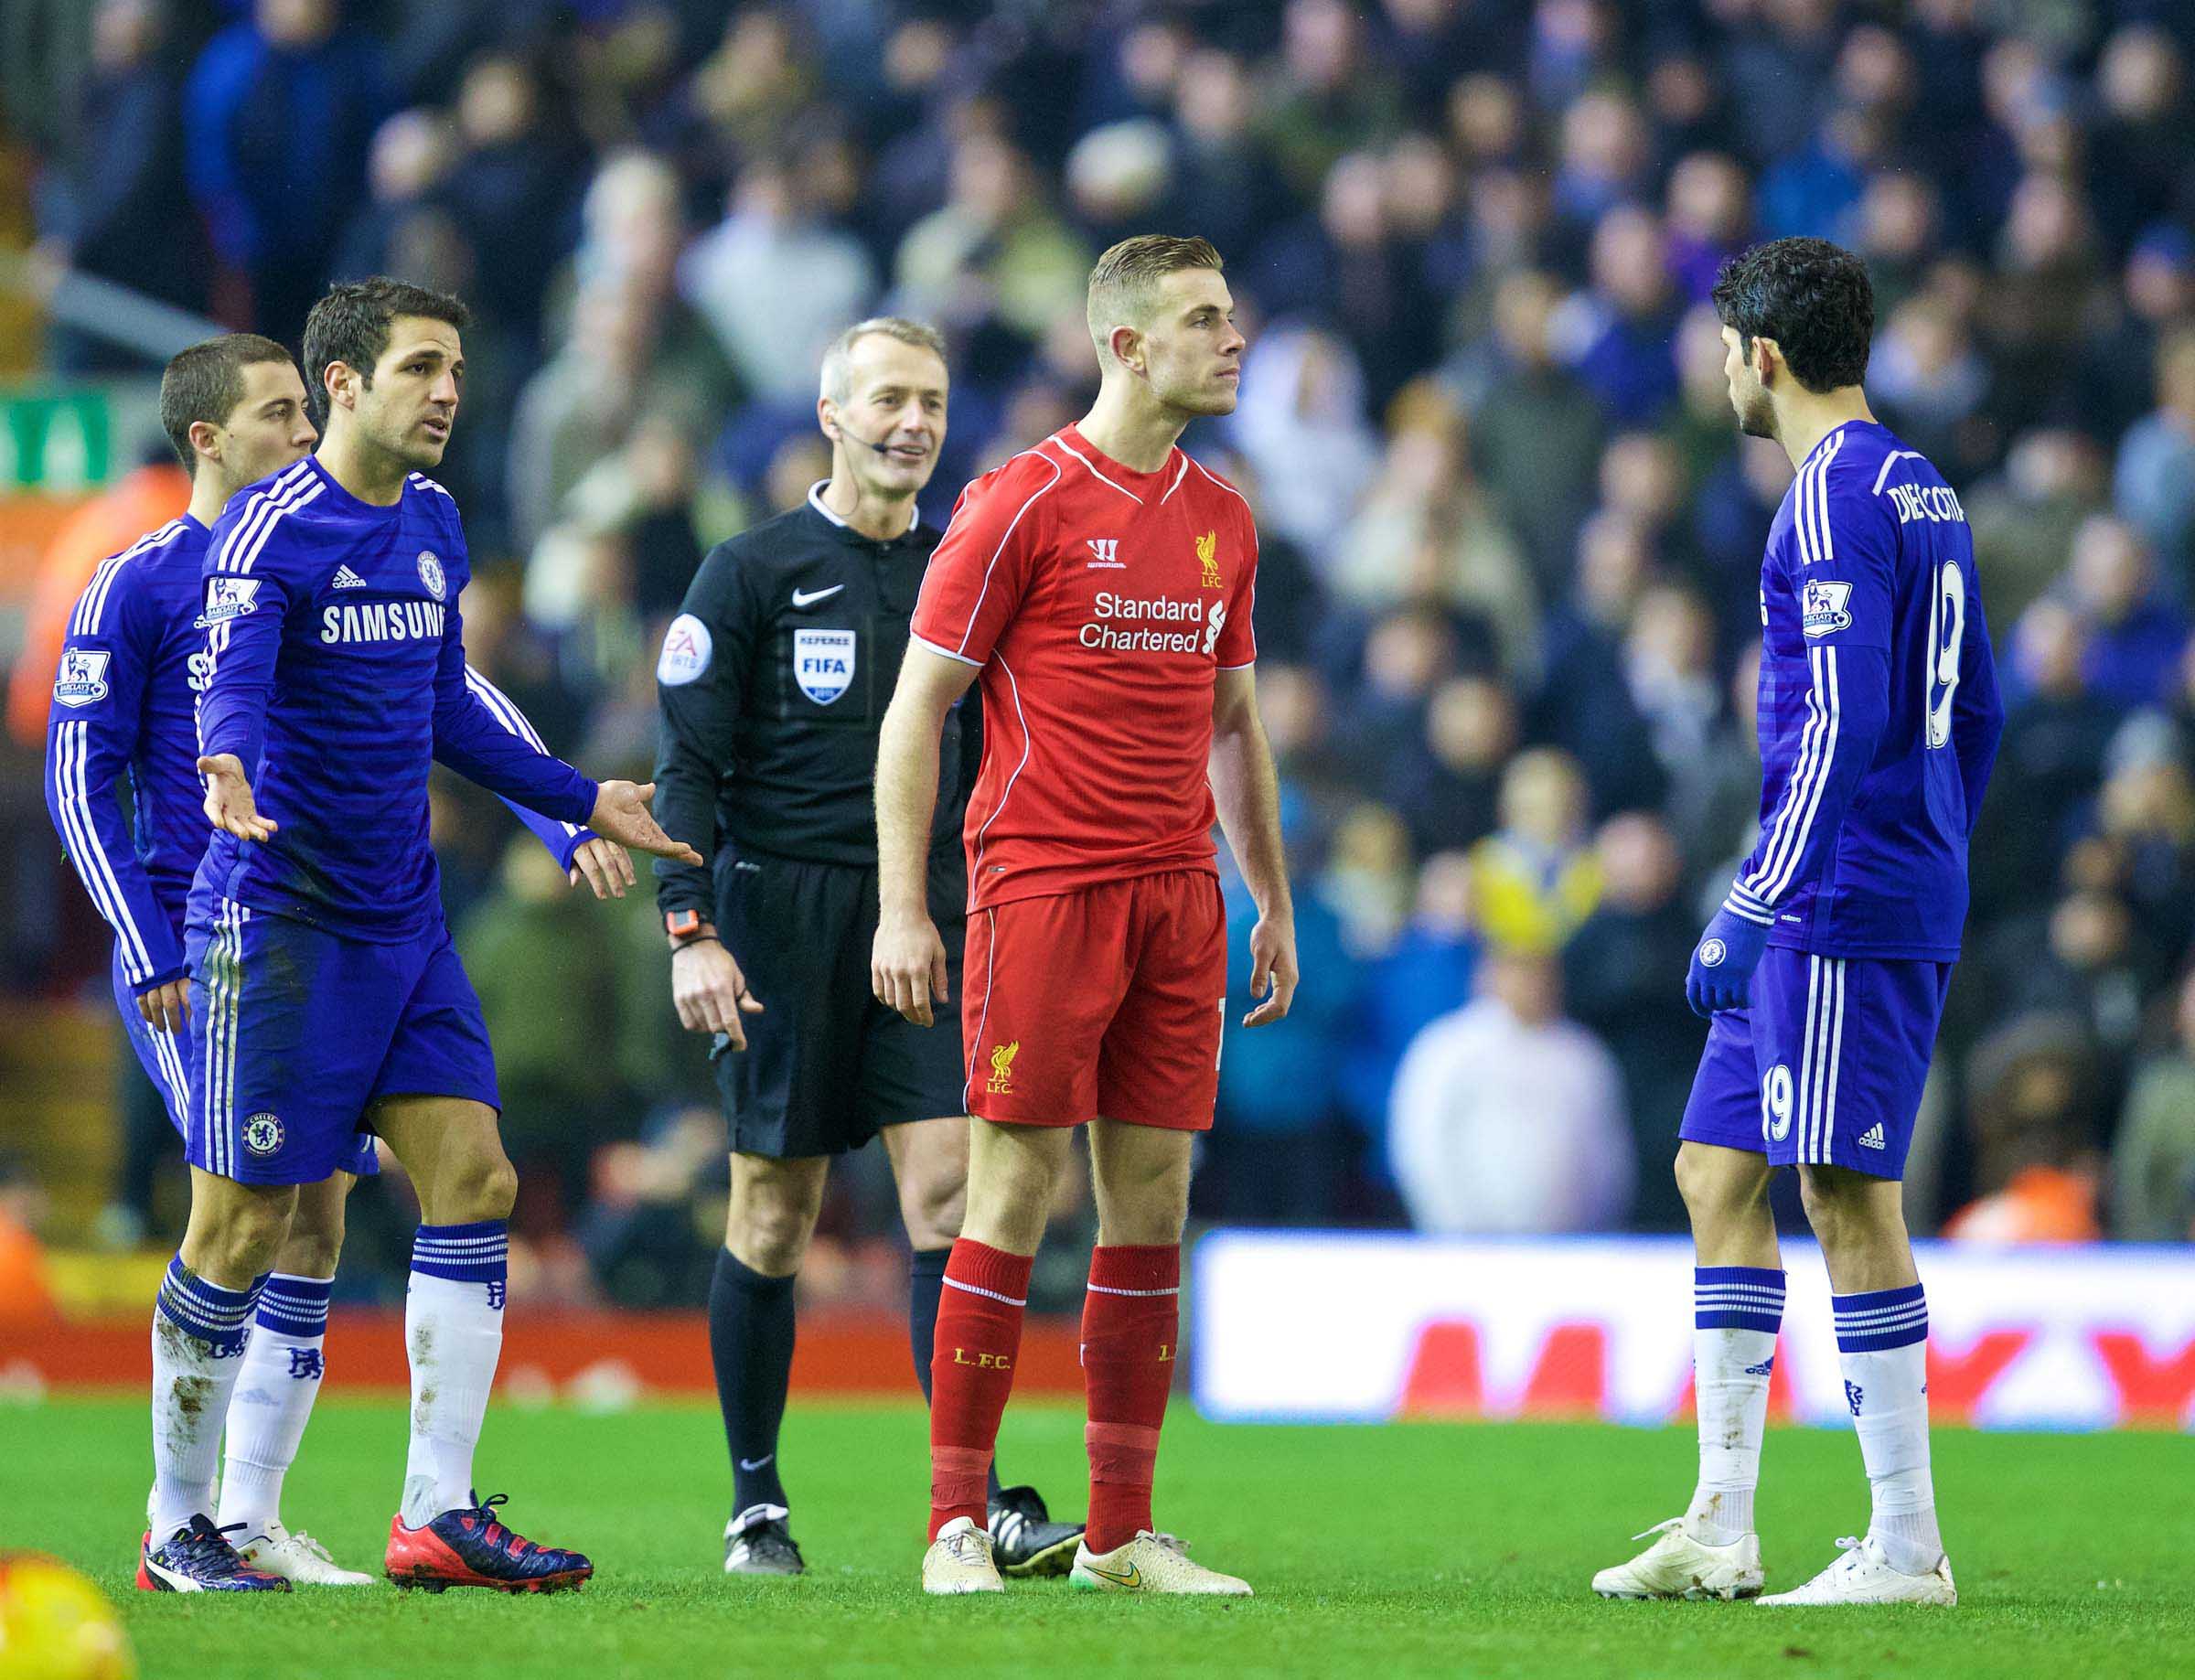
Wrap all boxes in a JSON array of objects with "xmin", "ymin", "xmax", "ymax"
[{"xmin": 959, "ymin": 869, "xmax": 1226, "ymax": 1130}]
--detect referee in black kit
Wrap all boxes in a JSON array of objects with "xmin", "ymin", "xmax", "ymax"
[{"xmin": 653, "ymin": 317, "xmax": 1082, "ymax": 1578}]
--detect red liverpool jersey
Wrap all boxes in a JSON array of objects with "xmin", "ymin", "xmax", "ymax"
[{"xmin": 910, "ymin": 423, "xmax": 1259, "ymax": 911}]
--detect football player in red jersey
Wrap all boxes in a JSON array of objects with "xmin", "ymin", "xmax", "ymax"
[{"xmin": 872, "ymin": 235, "xmax": 1296, "ymax": 1596}]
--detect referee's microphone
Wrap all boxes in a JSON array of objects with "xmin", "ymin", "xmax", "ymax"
[{"xmin": 834, "ymin": 423, "xmax": 920, "ymax": 457}]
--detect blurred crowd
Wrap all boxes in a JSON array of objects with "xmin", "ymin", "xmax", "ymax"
[{"xmin": 8, "ymin": 0, "xmax": 2195, "ymax": 1302}]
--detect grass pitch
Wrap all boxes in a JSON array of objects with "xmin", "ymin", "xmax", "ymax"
[{"xmin": 14, "ymin": 1396, "xmax": 2192, "ymax": 1679}]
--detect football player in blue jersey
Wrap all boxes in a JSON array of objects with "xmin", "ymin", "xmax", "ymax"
[
  {"xmin": 1592, "ymin": 239, "xmax": 2002, "ymax": 1609},
  {"xmin": 174, "ymin": 277, "xmax": 700, "ymax": 1595},
  {"xmin": 46, "ymin": 333, "xmax": 627, "ymax": 1593}
]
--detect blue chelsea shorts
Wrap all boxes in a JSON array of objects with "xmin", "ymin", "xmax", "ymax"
[
  {"xmin": 181, "ymin": 899, "xmax": 497, "ymax": 1184},
  {"xmin": 114, "ymin": 932, "xmax": 380, "ymax": 1180},
  {"xmin": 1678, "ymin": 946, "xmax": 1952, "ymax": 1180}
]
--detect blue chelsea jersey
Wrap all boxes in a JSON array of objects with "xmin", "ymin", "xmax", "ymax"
[
  {"xmin": 43, "ymin": 517, "xmax": 211, "ymax": 990},
  {"xmin": 191, "ymin": 456, "xmax": 597, "ymax": 943},
  {"xmin": 1721, "ymin": 421, "xmax": 2005, "ymax": 961}
]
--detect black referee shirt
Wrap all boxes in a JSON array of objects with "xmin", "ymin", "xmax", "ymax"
[{"xmin": 653, "ymin": 484, "xmax": 969, "ymax": 916}]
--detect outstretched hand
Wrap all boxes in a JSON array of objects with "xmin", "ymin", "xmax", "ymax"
[
  {"xmin": 197, "ymin": 753, "xmax": 277, "ymax": 841},
  {"xmin": 588, "ymin": 780, "xmax": 702, "ymax": 867}
]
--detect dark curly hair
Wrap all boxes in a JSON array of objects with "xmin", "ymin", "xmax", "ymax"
[
  {"xmin": 1710, "ymin": 238, "xmax": 1875, "ymax": 395},
  {"xmin": 302, "ymin": 276, "xmax": 471, "ymax": 424}
]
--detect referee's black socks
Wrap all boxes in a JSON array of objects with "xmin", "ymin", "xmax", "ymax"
[
  {"xmin": 910, "ymin": 1246, "xmax": 1004, "ymax": 1503},
  {"xmin": 710, "ymin": 1247, "xmax": 795, "ymax": 1514}
]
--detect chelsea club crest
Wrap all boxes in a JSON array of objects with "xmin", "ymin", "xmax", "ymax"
[{"xmin": 417, "ymin": 550, "xmax": 447, "ymax": 601}]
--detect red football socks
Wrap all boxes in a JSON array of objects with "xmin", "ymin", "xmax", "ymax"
[
  {"xmin": 1080, "ymin": 1243, "xmax": 1182, "ymax": 1554},
  {"xmin": 927, "ymin": 1239, "xmax": 1033, "ymax": 1540}
]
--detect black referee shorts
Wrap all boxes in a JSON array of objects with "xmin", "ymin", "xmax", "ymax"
[{"xmin": 712, "ymin": 848, "xmax": 967, "ymax": 1159}]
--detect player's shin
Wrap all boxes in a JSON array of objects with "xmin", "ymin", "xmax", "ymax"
[
  {"xmin": 928, "ymin": 1240, "xmax": 1032, "ymax": 1538},
  {"xmin": 400, "ymin": 1221, "xmax": 509, "ymax": 1528},
  {"xmin": 150, "ymin": 1259, "xmax": 268, "ymax": 1539},
  {"xmin": 1080, "ymin": 1244, "xmax": 1181, "ymax": 1554},
  {"xmin": 1833, "ymin": 1282, "xmax": 1943, "ymax": 1573},
  {"xmin": 217, "ymin": 1273, "xmax": 332, "ymax": 1536},
  {"xmin": 1687, "ymin": 1266, "xmax": 1785, "ymax": 1544}
]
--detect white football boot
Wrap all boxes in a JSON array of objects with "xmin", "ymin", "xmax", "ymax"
[
  {"xmin": 1757, "ymin": 1535, "xmax": 1956, "ymax": 1606},
  {"xmin": 922, "ymin": 1516, "xmax": 1004, "ymax": 1595},
  {"xmin": 1593, "ymin": 1518, "xmax": 1764, "ymax": 1600},
  {"xmin": 1068, "ymin": 1531, "xmax": 1251, "ymax": 1596},
  {"xmin": 234, "ymin": 1521, "xmax": 378, "ymax": 1585}
]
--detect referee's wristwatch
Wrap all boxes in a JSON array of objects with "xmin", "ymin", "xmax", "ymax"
[{"xmin": 665, "ymin": 909, "xmax": 719, "ymax": 951}]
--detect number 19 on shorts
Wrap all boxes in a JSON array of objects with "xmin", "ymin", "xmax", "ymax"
[{"xmin": 1761, "ymin": 1063, "xmax": 1793, "ymax": 1145}]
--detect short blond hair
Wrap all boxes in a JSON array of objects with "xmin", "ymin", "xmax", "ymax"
[
  {"xmin": 1086, "ymin": 234, "xmax": 1224, "ymax": 365},
  {"xmin": 819, "ymin": 316, "xmax": 948, "ymax": 404}
]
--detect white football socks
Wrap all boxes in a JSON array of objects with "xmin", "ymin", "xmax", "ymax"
[
  {"xmin": 400, "ymin": 1222, "xmax": 509, "ymax": 1528},
  {"xmin": 150, "ymin": 1258, "xmax": 265, "ymax": 1541},
  {"xmin": 1832, "ymin": 1282, "xmax": 1943, "ymax": 1574},
  {"xmin": 217, "ymin": 1273, "xmax": 333, "ymax": 1538},
  {"xmin": 1686, "ymin": 1267, "xmax": 1785, "ymax": 1546}
]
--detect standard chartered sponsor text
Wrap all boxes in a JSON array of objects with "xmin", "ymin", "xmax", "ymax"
[{"xmin": 1080, "ymin": 590, "xmax": 1210, "ymax": 653}]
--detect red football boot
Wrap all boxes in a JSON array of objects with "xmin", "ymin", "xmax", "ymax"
[{"xmin": 384, "ymin": 1494, "xmax": 593, "ymax": 1593}]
